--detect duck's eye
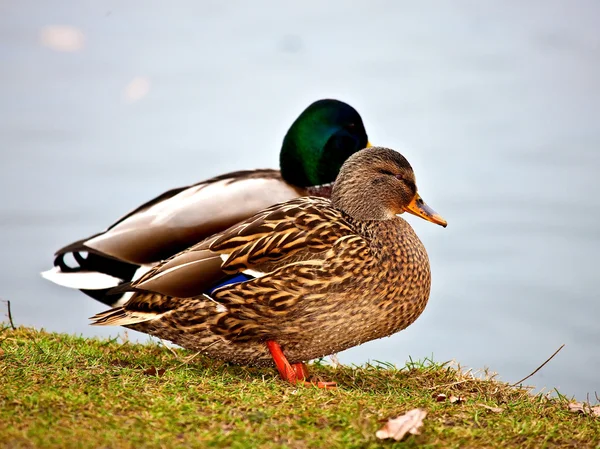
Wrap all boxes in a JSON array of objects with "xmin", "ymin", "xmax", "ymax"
[{"xmin": 379, "ymin": 169, "xmax": 396, "ymax": 176}]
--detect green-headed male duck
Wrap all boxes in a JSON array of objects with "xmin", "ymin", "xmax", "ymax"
[{"xmin": 42, "ymin": 99, "xmax": 370, "ymax": 306}]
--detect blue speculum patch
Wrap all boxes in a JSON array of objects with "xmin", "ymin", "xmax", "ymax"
[{"xmin": 208, "ymin": 273, "xmax": 254, "ymax": 295}]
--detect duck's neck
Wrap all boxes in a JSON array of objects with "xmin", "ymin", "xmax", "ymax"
[
  {"xmin": 349, "ymin": 216, "xmax": 429, "ymax": 267},
  {"xmin": 280, "ymin": 127, "xmax": 366, "ymax": 188},
  {"xmin": 279, "ymin": 124, "xmax": 333, "ymax": 187}
]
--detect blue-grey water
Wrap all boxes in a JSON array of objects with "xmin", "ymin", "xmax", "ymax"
[{"xmin": 1, "ymin": 1, "xmax": 599, "ymax": 400}]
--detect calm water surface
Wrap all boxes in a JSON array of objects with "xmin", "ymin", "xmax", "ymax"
[{"xmin": 1, "ymin": 1, "xmax": 599, "ymax": 400}]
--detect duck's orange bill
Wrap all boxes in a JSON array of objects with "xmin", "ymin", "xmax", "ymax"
[
  {"xmin": 403, "ymin": 194, "xmax": 447, "ymax": 227},
  {"xmin": 366, "ymin": 141, "xmax": 372, "ymax": 147}
]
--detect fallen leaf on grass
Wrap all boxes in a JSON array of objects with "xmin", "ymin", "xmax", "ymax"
[
  {"xmin": 432, "ymin": 393, "xmax": 447, "ymax": 402},
  {"xmin": 110, "ymin": 359, "xmax": 132, "ymax": 368},
  {"xmin": 376, "ymin": 408, "xmax": 427, "ymax": 441},
  {"xmin": 143, "ymin": 367, "xmax": 165, "ymax": 377},
  {"xmin": 568, "ymin": 402, "xmax": 600, "ymax": 418},
  {"xmin": 477, "ymin": 403, "xmax": 504, "ymax": 413},
  {"xmin": 449, "ymin": 395, "xmax": 465, "ymax": 404}
]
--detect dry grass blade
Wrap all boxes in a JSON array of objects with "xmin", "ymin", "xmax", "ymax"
[
  {"xmin": 159, "ymin": 339, "xmax": 179, "ymax": 357},
  {"xmin": 511, "ymin": 344, "xmax": 565, "ymax": 387},
  {"xmin": 477, "ymin": 403, "xmax": 504, "ymax": 413},
  {"xmin": 329, "ymin": 353, "xmax": 342, "ymax": 368}
]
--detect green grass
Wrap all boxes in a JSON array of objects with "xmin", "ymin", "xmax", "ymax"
[{"xmin": 0, "ymin": 326, "xmax": 598, "ymax": 448}]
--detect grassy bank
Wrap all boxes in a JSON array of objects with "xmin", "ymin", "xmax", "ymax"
[{"xmin": 0, "ymin": 326, "xmax": 598, "ymax": 448}]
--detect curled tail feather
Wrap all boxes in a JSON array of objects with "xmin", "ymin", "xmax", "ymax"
[{"xmin": 90, "ymin": 307, "xmax": 166, "ymax": 326}]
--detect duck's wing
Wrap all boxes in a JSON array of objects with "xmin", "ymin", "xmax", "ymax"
[
  {"xmin": 43, "ymin": 169, "xmax": 304, "ymax": 301},
  {"xmin": 93, "ymin": 197, "xmax": 370, "ymax": 331},
  {"xmin": 64, "ymin": 169, "xmax": 304, "ymax": 265},
  {"xmin": 207, "ymin": 200, "xmax": 372, "ymax": 341},
  {"xmin": 123, "ymin": 197, "xmax": 360, "ymax": 299}
]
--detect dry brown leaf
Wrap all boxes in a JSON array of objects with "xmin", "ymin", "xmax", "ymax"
[
  {"xmin": 449, "ymin": 395, "xmax": 465, "ymax": 404},
  {"xmin": 568, "ymin": 402, "xmax": 600, "ymax": 417},
  {"xmin": 376, "ymin": 408, "xmax": 427, "ymax": 441},
  {"xmin": 143, "ymin": 366, "xmax": 166, "ymax": 377},
  {"xmin": 477, "ymin": 403, "xmax": 504, "ymax": 413},
  {"xmin": 432, "ymin": 393, "xmax": 447, "ymax": 402},
  {"xmin": 110, "ymin": 359, "xmax": 132, "ymax": 368}
]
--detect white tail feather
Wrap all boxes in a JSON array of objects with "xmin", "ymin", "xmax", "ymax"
[
  {"xmin": 41, "ymin": 267, "xmax": 122, "ymax": 290},
  {"xmin": 131, "ymin": 265, "xmax": 152, "ymax": 282}
]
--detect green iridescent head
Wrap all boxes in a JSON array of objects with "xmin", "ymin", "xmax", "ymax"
[{"xmin": 280, "ymin": 99, "xmax": 370, "ymax": 187}]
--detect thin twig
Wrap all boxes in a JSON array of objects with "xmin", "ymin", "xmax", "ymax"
[
  {"xmin": 175, "ymin": 341, "xmax": 219, "ymax": 369},
  {"xmin": 511, "ymin": 344, "xmax": 565, "ymax": 387},
  {"xmin": 2, "ymin": 299, "xmax": 16, "ymax": 330},
  {"xmin": 176, "ymin": 351, "xmax": 203, "ymax": 370},
  {"xmin": 160, "ymin": 339, "xmax": 179, "ymax": 357}
]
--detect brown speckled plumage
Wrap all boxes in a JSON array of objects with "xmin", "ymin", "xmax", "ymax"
[{"xmin": 92, "ymin": 147, "xmax": 445, "ymax": 368}]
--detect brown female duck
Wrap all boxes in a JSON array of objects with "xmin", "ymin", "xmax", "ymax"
[{"xmin": 91, "ymin": 147, "xmax": 447, "ymax": 388}]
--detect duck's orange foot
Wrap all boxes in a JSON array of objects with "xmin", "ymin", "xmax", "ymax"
[
  {"xmin": 266, "ymin": 341, "xmax": 336, "ymax": 389},
  {"xmin": 292, "ymin": 362, "xmax": 309, "ymax": 381},
  {"xmin": 294, "ymin": 361, "xmax": 337, "ymax": 389}
]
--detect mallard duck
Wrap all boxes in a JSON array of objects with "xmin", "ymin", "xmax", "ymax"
[
  {"xmin": 42, "ymin": 99, "xmax": 370, "ymax": 306},
  {"xmin": 91, "ymin": 147, "xmax": 447, "ymax": 388}
]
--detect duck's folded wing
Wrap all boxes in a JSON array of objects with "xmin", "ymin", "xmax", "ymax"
[
  {"xmin": 59, "ymin": 169, "xmax": 303, "ymax": 266},
  {"xmin": 126, "ymin": 197, "xmax": 356, "ymax": 298},
  {"xmin": 211, "ymin": 197, "xmax": 354, "ymax": 272},
  {"xmin": 209, "ymin": 224, "xmax": 372, "ymax": 342}
]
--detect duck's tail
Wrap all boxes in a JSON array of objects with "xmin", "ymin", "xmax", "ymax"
[
  {"xmin": 41, "ymin": 246, "xmax": 148, "ymax": 307},
  {"xmin": 90, "ymin": 306, "xmax": 165, "ymax": 326}
]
